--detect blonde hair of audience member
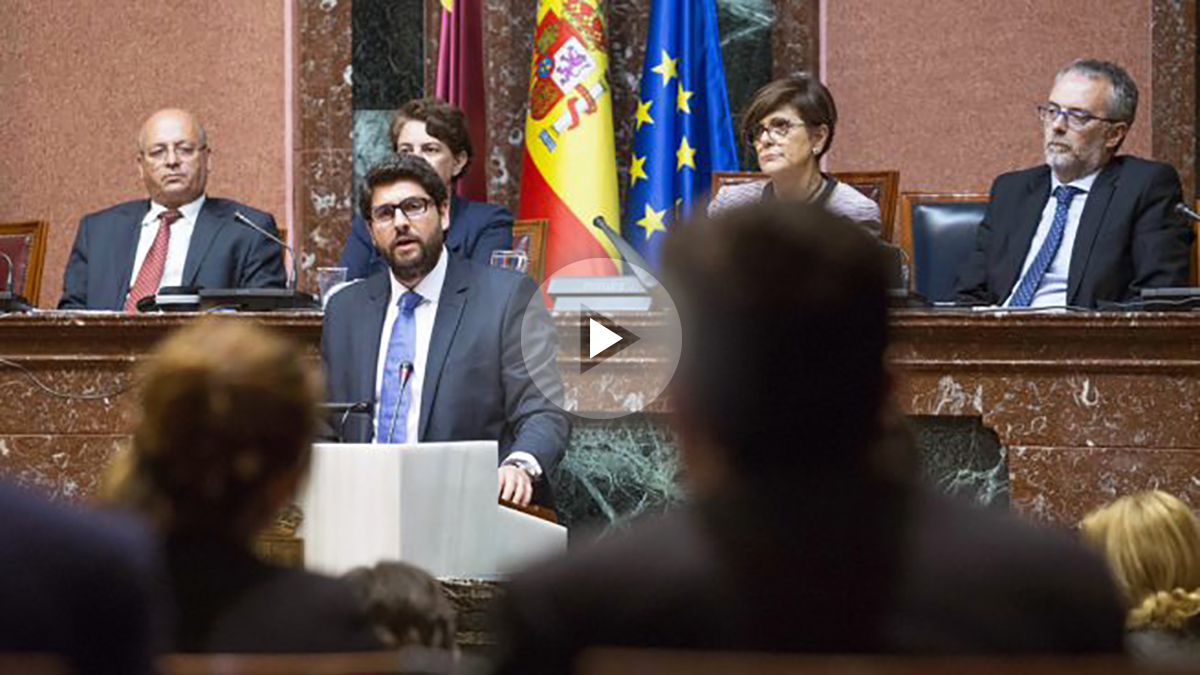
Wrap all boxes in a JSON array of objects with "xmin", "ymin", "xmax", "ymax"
[
  {"xmin": 341, "ymin": 561, "xmax": 457, "ymax": 651},
  {"xmin": 1079, "ymin": 490, "xmax": 1200, "ymax": 631},
  {"xmin": 103, "ymin": 319, "xmax": 323, "ymax": 543}
]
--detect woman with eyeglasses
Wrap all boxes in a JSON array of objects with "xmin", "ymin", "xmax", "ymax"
[
  {"xmin": 709, "ymin": 73, "xmax": 880, "ymax": 233},
  {"xmin": 340, "ymin": 98, "xmax": 514, "ymax": 281}
]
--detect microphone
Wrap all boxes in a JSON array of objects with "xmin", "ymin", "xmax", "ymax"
[
  {"xmin": 0, "ymin": 251, "xmax": 31, "ymax": 313},
  {"xmin": 235, "ymin": 211, "xmax": 298, "ymax": 291},
  {"xmin": 1175, "ymin": 202, "xmax": 1200, "ymax": 222},
  {"xmin": 384, "ymin": 361, "xmax": 415, "ymax": 444},
  {"xmin": 591, "ymin": 216, "xmax": 660, "ymax": 289},
  {"xmin": 318, "ymin": 401, "xmax": 374, "ymax": 414},
  {"xmin": 319, "ymin": 401, "xmax": 374, "ymax": 443}
]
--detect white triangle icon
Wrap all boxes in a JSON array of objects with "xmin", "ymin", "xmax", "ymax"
[{"xmin": 589, "ymin": 319, "xmax": 623, "ymax": 358}]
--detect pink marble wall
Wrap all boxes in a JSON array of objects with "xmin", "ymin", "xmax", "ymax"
[
  {"xmin": 824, "ymin": 0, "xmax": 1154, "ymax": 196},
  {"xmin": 0, "ymin": 1, "xmax": 287, "ymax": 307}
]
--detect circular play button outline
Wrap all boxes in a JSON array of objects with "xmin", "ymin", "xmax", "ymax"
[{"xmin": 520, "ymin": 258, "xmax": 683, "ymax": 420}]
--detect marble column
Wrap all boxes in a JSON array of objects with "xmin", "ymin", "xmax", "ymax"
[
  {"xmin": 295, "ymin": 0, "xmax": 354, "ymax": 291},
  {"xmin": 771, "ymin": 0, "xmax": 818, "ymax": 79},
  {"xmin": 1151, "ymin": 0, "xmax": 1196, "ymax": 200}
]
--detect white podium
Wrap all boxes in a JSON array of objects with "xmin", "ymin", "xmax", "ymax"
[{"xmin": 296, "ymin": 441, "xmax": 566, "ymax": 579}]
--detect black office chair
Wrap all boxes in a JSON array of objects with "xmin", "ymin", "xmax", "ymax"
[{"xmin": 900, "ymin": 193, "xmax": 989, "ymax": 302}]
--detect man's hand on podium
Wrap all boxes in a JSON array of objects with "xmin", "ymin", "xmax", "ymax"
[{"xmin": 499, "ymin": 465, "xmax": 534, "ymax": 507}]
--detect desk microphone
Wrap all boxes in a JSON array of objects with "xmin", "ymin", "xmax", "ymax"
[
  {"xmin": 1175, "ymin": 202, "xmax": 1200, "ymax": 222},
  {"xmin": 319, "ymin": 401, "xmax": 374, "ymax": 443},
  {"xmin": 234, "ymin": 211, "xmax": 299, "ymax": 291},
  {"xmin": 0, "ymin": 251, "xmax": 31, "ymax": 313},
  {"xmin": 591, "ymin": 216, "xmax": 659, "ymax": 289},
  {"xmin": 384, "ymin": 361, "xmax": 414, "ymax": 444}
]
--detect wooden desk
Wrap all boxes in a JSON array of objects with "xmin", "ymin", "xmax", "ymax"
[
  {"xmin": 0, "ymin": 313, "xmax": 321, "ymax": 499},
  {"xmin": 1, "ymin": 310, "xmax": 1198, "ymax": 525},
  {"xmin": 890, "ymin": 310, "xmax": 1200, "ymax": 523}
]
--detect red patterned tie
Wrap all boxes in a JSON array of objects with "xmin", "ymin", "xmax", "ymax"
[{"xmin": 124, "ymin": 209, "xmax": 182, "ymax": 313}]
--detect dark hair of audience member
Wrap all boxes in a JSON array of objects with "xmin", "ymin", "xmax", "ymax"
[
  {"xmin": 660, "ymin": 201, "xmax": 891, "ymax": 488},
  {"xmin": 103, "ymin": 319, "xmax": 323, "ymax": 544},
  {"xmin": 390, "ymin": 97, "xmax": 474, "ymax": 182},
  {"xmin": 341, "ymin": 561, "xmax": 457, "ymax": 650},
  {"xmin": 740, "ymin": 72, "xmax": 839, "ymax": 160},
  {"xmin": 358, "ymin": 153, "xmax": 449, "ymax": 222},
  {"xmin": 1080, "ymin": 490, "xmax": 1200, "ymax": 630}
]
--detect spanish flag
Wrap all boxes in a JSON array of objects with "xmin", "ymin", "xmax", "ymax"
[{"xmin": 517, "ymin": 0, "xmax": 620, "ymax": 277}]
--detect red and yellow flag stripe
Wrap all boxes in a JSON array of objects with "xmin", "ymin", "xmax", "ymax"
[{"xmin": 517, "ymin": 0, "xmax": 620, "ymax": 277}]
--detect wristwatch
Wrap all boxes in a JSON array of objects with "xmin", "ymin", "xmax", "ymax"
[{"xmin": 502, "ymin": 455, "xmax": 542, "ymax": 479}]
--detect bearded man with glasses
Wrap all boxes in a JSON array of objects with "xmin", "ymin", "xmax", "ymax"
[
  {"xmin": 320, "ymin": 154, "xmax": 568, "ymax": 508},
  {"xmin": 60, "ymin": 108, "xmax": 286, "ymax": 311},
  {"xmin": 954, "ymin": 59, "xmax": 1193, "ymax": 309}
]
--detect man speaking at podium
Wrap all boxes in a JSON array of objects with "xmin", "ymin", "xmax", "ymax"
[
  {"xmin": 321, "ymin": 155, "xmax": 568, "ymax": 508},
  {"xmin": 59, "ymin": 108, "xmax": 287, "ymax": 311}
]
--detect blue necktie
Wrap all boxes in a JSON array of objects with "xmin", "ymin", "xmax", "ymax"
[
  {"xmin": 1008, "ymin": 185, "xmax": 1083, "ymax": 307},
  {"xmin": 376, "ymin": 291, "xmax": 422, "ymax": 443}
]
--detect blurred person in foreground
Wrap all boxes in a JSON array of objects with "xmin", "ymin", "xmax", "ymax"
[
  {"xmin": 342, "ymin": 561, "xmax": 458, "ymax": 651},
  {"xmin": 341, "ymin": 97, "xmax": 514, "ymax": 280},
  {"xmin": 1081, "ymin": 490, "xmax": 1200, "ymax": 665},
  {"xmin": 103, "ymin": 319, "xmax": 381, "ymax": 653},
  {"xmin": 0, "ymin": 481, "xmax": 163, "ymax": 674},
  {"xmin": 707, "ymin": 73, "xmax": 881, "ymax": 233},
  {"xmin": 493, "ymin": 202, "xmax": 1125, "ymax": 674}
]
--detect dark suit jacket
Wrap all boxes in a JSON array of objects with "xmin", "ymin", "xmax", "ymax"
[
  {"xmin": 59, "ymin": 197, "xmax": 288, "ymax": 310},
  {"xmin": 0, "ymin": 483, "xmax": 163, "ymax": 674},
  {"xmin": 339, "ymin": 195, "xmax": 514, "ymax": 280},
  {"xmin": 321, "ymin": 254, "xmax": 568, "ymax": 477},
  {"xmin": 493, "ymin": 488, "xmax": 1125, "ymax": 675},
  {"xmin": 164, "ymin": 534, "xmax": 381, "ymax": 653},
  {"xmin": 954, "ymin": 156, "xmax": 1193, "ymax": 308}
]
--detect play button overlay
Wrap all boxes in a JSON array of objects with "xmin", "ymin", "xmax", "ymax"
[
  {"xmin": 581, "ymin": 308, "xmax": 640, "ymax": 372},
  {"xmin": 520, "ymin": 258, "xmax": 684, "ymax": 421}
]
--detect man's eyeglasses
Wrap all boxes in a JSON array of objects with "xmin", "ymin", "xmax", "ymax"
[
  {"xmin": 142, "ymin": 143, "xmax": 206, "ymax": 165},
  {"xmin": 745, "ymin": 117, "xmax": 806, "ymax": 147},
  {"xmin": 370, "ymin": 196, "xmax": 436, "ymax": 225},
  {"xmin": 1036, "ymin": 104, "xmax": 1121, "ymax": 131}
]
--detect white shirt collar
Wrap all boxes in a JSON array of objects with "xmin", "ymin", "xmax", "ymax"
[
  {"xmin": 144, "ymin": 194, "xmax": 206, "ymax": 226},
  {"xmin": 388, "ymin": 246, "xmax": 449, "ymax": 305},
  {"xmin": 1050, "ymin": 168, "xmax": 1100, "ymax": 195}
]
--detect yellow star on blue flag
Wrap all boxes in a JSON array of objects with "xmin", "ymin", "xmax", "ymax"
[{"xmin": 622, "ymin": 0, "xmax": 738, "ymax": 270}]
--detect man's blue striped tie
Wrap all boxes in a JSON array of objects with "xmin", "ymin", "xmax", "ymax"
[
  {"xmin": 1008, "ymin": 185, "xmax": 1083, "ymax": 307},
  {"xmin": 376, "ymin": 291, "xmax": 422, "ymax": 443}
]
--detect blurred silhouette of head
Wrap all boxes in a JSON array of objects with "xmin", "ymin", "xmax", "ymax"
[
  {"xmin": 341, "ymin": 561, "xmax": 457, "ymax": 651},
  {"xmin": 105, "ymin": 319, "xmax": 323, "ymax": 544},
  {"xmin": 662, "ymin": 201, "xmax": 891, "ymax": 496}
]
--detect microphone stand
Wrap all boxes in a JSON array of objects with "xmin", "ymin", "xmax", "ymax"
[
  {"xmin": 384, "ymin": 361, "xmax": 414, "ymax": 444},
  {"xmin": 184, "ymin": 212, "xmax": 319, "ymax": 311},
  {"xmin": 319, "ymin": 401, "xmax": 373, "ymax": 443},
  {"xmin": 0, "ymin": 251, "xmax": 31, "ymax": 313}
]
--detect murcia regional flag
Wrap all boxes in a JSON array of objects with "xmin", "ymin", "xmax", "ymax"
[{"xmin": 517, "ymin": 0, "xmax": 621, "ymax": 277}]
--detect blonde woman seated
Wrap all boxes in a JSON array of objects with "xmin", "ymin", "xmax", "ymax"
[
  {"xmin": 103, "ymin": 320, "xmax": 381, "ymax": 654},
  {"xmin": 1080, "ymin": 490, "xmax": 1200, "ymax": 665},
  {"xmin": 708, "ymin": 72, "xmax": 881, "ymax": 233}
]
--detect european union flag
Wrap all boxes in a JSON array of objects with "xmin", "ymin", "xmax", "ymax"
[{"xmin": 622, "ymin": 0, "xmax": 738, "ymax": 270}]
